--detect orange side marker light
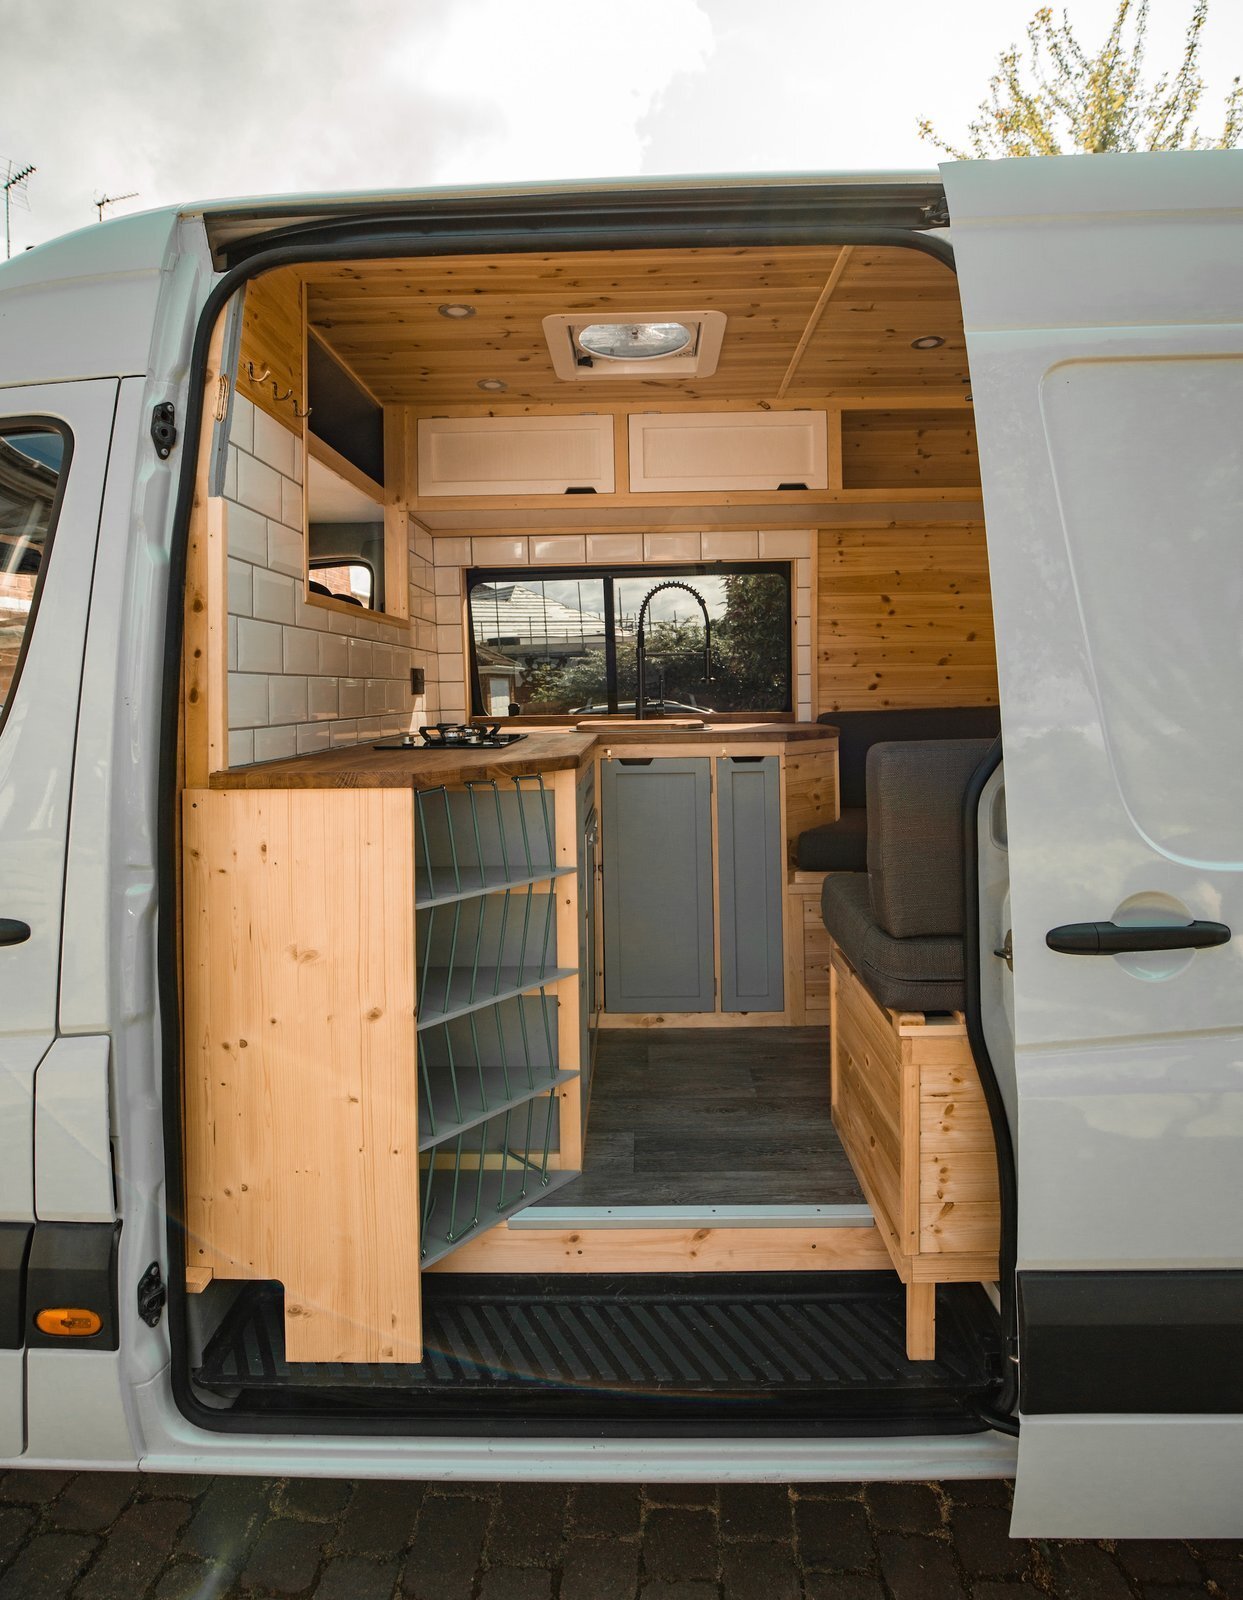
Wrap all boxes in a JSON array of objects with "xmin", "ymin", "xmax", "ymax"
[{"xmin": 34, "ymin": 1308, "xmax": 102, "ymax": 1337}]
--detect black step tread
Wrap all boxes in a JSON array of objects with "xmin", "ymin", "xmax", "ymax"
[{"xmin": 194, "ymin": 1273, "xmax": 1000, "ymax": 1429}]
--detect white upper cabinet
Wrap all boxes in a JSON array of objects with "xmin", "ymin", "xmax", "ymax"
[
  {"xmin": 628, "ymin": 411, "xmax": 828, "ymax": 493},
  {"xmin": 416, "ymin": 415, "xmax": 615, "ymax": 497}
]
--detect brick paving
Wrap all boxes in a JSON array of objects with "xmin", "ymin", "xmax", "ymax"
[{"xmin": 0, "ymin": 1470, "xmax": 1234, "ymax": 1598}]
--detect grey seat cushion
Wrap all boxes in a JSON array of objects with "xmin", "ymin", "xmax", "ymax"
[
  {"xmin": 796, "ymin": 807, "xmax": 867, "ymax": 872},
  {"xmin": 866, "ymin": 739, "xmax": 994, "ymax": 940},
  {"xmin": 821, "ymin": 873, "xmax": 965, "ymax": 1013}
]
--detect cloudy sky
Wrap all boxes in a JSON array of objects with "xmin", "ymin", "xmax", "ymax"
[{"xmin": 4, "ymin": 0, "xmax": 1242, "ymax": 253}]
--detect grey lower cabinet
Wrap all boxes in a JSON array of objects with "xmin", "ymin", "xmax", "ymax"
[
  {"xmin": 600, "ymin": 757, "xmax": 716, "ymax": 1012},
  {"xmin": 716, "ymin": 755, "xmax": 785, "ymax": 1012}
]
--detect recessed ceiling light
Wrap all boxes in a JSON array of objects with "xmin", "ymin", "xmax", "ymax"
[
  {"xmin": 477, "ymin": 378, "xmax": 507, "ymax": 392},
  {"xmin": 911, "ymin": 335, "xmax": 945, "ymax": 350},
  {"xmin": 439, "ymin": 303, "xmax": 475, "ymax": 319}
]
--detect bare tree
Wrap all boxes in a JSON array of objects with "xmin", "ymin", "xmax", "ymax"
[{"xmin": 920, "ymin": 0, "xmax": 1242, "ymax": 157}]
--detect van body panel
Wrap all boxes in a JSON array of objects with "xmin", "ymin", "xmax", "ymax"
[
  {"xmin": 944, "ymin": 149, "xmax": 1243, "ymax": 1530},
  {"xmin": 0, "ymin": 212, "xmax": 180, "ymax": 389},
  {"xmin": 24, "ymin": 1349, "xmax": 137, "ymax": 1467},
  {"xmin": 33, "ymin": 1036, "xmax": 114, "ymax": 1223}
]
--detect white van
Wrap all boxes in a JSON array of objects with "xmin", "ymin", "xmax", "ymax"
[{"xmin": 0, "ymin": 151, "xmax": 1239, "ymax": 1539}]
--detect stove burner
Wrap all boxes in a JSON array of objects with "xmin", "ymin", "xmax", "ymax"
[{"xmin": 373, "ymin": 722, "xmax": 527, "ymax": 753}]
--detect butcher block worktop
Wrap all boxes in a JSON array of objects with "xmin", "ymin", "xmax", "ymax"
[{"xmin": 207, "ymin": 722, "xmax": 837, "ymax": 791}]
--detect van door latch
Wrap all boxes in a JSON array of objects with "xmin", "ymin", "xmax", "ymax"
[
  {"xmin": 137, "ymin": 1261, "xmax": 166, "ymax": 1328},
  {"xmin": 150, "ymin": 402, "xmax": 177, "ymax": 460},
  {"xmin": 992, "ymin": 929, "xmax": 1013, "ymax": 970}
]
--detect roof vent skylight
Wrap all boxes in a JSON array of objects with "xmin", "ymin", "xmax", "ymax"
[{"xmin": 543, "ymin": 310, "xmax": 726, "ymax": 381}]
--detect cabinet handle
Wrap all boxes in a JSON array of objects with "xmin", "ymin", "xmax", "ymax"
[{"xmin": 618, "ymin": 757, "xmax": 654, "ymax": 766}]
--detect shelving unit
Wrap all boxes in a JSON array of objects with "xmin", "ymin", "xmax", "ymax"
[{"xmin": 413, "ymin": 775, "xmax": 583, "ymax": 1265}]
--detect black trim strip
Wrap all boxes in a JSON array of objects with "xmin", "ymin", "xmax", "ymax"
[
  {"xmin": 1019, "ymin": 1270, "xmax": 1243, "ymax": 1414},
  {"xmin": 962, "ymin": 737, "xmax": 1020, "ymax": 1435},
  {"xmin": 157, "ymin": 202, "xmax": 962, "ymax": 1437}
]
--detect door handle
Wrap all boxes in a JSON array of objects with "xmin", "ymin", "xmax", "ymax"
[
  {"xmin": 0, "ymin": 920, "xmax": 31, "ymax": 947},
  {"xmin": 1046, "ymin": 920, "xmax": 1231, "ymax": 955}
]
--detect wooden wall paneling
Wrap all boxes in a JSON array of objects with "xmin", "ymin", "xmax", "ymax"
[
  {"xmin": 816, "ymin": 522, "xmax": 998, "ymax": 711},
  {"xmin": 783, "ymin": 744, "xmax": 839, "ymax": 865},
  {"xmin": 383, "ymin": 407, "xmax": 411, "ymax": 622},
  {"xmin": 182, "ymin": 787, "xmax": 421, "ymax": 1363},
  {"xmin": 238, "ymin": 267, "xmax": 305, "ymax": 428},
  {"xmin": 183, "ymin": 313, "xmax": 229, "ymax": 788},
  {"xmin": 841, "ymin": 410, "xmax": 981, "ymax": 491}
]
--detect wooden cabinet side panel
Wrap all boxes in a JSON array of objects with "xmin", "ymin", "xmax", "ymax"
[{"xmin": 182, "ymin": 787, "xmax": 421, "ymax": 1363}]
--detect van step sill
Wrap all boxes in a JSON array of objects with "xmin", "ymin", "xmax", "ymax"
[{"xmin": 509, "ymin": 1203, "xmax": 875, "ymax": 1229}]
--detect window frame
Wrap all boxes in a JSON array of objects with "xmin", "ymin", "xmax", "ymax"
[
  {"xmin": 0, "ymin": 417, "xmax": 74, "ymax": 744},
  {"xmin": 308, "ymin": 553, "xmax": 378, "ymax": 611},
  {"xmin": 466, "ymin": 559, "xmax": 794, "ymax": 719}
]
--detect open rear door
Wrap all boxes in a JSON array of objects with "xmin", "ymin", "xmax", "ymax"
[{"xmin": 944, "ymin": 152, "xmax": 1243, "ymax": 1537}]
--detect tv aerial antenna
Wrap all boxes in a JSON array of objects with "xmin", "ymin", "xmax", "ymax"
[
  {"xmin": 94, "ymin": 190, "xmax": 138, "ymax": 223},
  {"xmin": 2, "ymin": 160, "xmax": 35, "ymax": 260}
]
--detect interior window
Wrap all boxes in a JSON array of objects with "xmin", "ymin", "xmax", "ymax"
[
  {"xmin": 0, "ymin": 425, "xmax": 67, "ymax": 718},
  {"xmin": 468, "ymin": 563, "xmax": 791, "ymax": 717},
  {"xmin": 305, "ymin": 453, "xmax": 384, "ymax": 612},
  {"xmin": 309, "ymin": 558, "xmax": 374, "ymax": 609}
]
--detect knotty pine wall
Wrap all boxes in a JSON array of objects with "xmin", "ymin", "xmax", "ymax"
[{"xmin": 816, "ymin": 521, "xmax": 998, "ymax": 712}]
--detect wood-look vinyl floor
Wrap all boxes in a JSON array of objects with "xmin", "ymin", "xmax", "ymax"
[{"xmin": 541, "ymin": 1027, "xmax": 865, "ymax": 1208}]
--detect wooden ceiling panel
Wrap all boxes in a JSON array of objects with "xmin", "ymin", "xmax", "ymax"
[{"xmin": 304, "ymin": 244, "xmax": 969, "ymax": 407}]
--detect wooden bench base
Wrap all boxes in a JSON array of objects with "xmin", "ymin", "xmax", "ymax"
[{"xmin": 828, "ymin": 941, "xmax": 1000, "ymax": 1359}]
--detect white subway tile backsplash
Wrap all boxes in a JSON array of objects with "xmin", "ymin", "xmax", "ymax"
[
  {"xmin": 227, "ymin": 615, "xmax": 238, "ymax": 671},
  {"xmin": 435, "ymin": 624, "xmax": 462, "ymax": 656},
  {"xmin": 700, "ymin": 531, "xmax": 759, "ymax": 560},
  {"xmin": 796, "ymin": 557, "xmax": 812, "ymax": 590},
  {"xmin": 357, "ymin": 717, "xmax": 382, "ymax": 740},
  {"xmin": 644, "ymin": 532, "xmax": 700, "ymax": 563},
  {"xmin": 434, "ymin": 595, "xmax": 461, "ymax": 626},
  {"xmin": 347, "ymin": 637, "xmax": 374, "ymax": 678},
  {"xmin": 252, "ymin": 408, "xmax": 297, "ymax": 477},
  {"xmin": 472, "ymin": 536, "xmax": 528, "ymax": 566},
  {"xmin": 307, "ymin": 677, "xmax": 339, "ymax": 721},
  {"xmin": 432, "ymin": 537, "xmax": 471, "ymax": 566},
  {"xmin": 338, "ymin": 677, "xmax": 365, "ymax": 717},
  {"xmin": 434, "ymin": 565, "xmax": 463, "ymax": 596},
  {"xmin": 228, "ymin": 728, "xmax": 254, "ymax": 766},
  {"xmin": 292, "ymin": 435, "xmax": 303, "ymax": 485},
  {"xmin": 226, "ymin": 557, "xmax": 253, "ymax": 618},
  {"xmin": 223, "ymin": 444, "xmax": 238, "ymax": 502},
  {"xmin": 229, "ymin": 394, "xmax": 254, "ymax": 455},
  {"xmin": 296, "ymin": 722, "xmax": 331, "ymax": 755},
  {"xmin": 365, "ymin": 680, "xmax": 390, "ymax": 716},
  {"xmin": 297, "ymin": 598, "xmax": 330, "ymax": 632},
  {"xmin": 252, "ymin": 568, "xmax": 297, "ymax": 625},
  {"xmin": 282, "ymin": 626, "xmax": 320, "ymax": 676},
  {"xmin": 228, "ymin": 672, "xmax": 269, "ymax": 730},
  {"xmin": 268, "ymin": 675, "xmax": 308, "ymax": 725},
  {"xmin": 317, "ymin": 633, "xmax": 349, "ymax": 675},
  {"xmin": 267, "ymin": 519, "xmax": 304, "ymax": 579},
  {"xmin": 795, "ymin": 615, "xmax": 811, "ymax": 649},
  {"xmin": 236, "ymin": 617, "xmax": 284, "ymax": 675},
  {"xmin": 530, "ymin": 535, "xmax": 587, "ymax": 565},
  {"xmin": 330, "ymin": 721, "xmax": 359, "ymax": 747},
  {"xmin": 586, "ymin": 534, "xmax": 643, "ymax": 564},
  {"xmin": 227, "ymin": 501, "xmax": 268, "ymax": 566},
  {"xmin": 797, "ymin": 643, "xmax": 813, "ymax": 676},
  {"xmin": 253, "ymin": 724, "xmax": 297, "ymax": 764},
  {"xmin": 281, "ymin": 475, "xmax": 303, "ymax": 531},
  {"xmin": 759, "ymin": 529, "xmax": 812, "ymax": 560},
  {"xmin": 237, "ymin": 452, "xmax": 283, "ymax": 520}
]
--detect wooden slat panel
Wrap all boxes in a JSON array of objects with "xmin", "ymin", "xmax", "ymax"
[
  {"xmin": 182, "ymin": 787, "xmax": 421, "ymax": 1363},
  {"xmin": 817, "ymin": 521, "xmax": 998, "ymax": 711},
  {"xmin": 305, "ymin": 245, "xmax": 969, "ymax": 407},
  {"xmin": 238, "ymin": 268, "xmax": 304, "ymax": 427},
  {"xmin": 841, "ymin": 411, "xmax": 981, "ymax": 491},
  {"xmin": 427, "ymin": 1223, "xmax": 892, "ymax": 1273},
  {"xmin": 783, "ymin": 745, "xmax": 838, "ymax": 865}
]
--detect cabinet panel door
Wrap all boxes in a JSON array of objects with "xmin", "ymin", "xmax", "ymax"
[
  {"xmin": 601, "ymin": 758, "xmax": 714, "ymax": 1013},
  {"xmin": 717, "ymin": 756, "xmax": 785, "ymax": 1012}
]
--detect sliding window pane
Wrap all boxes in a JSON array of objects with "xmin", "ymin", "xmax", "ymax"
[{"xmin": 469, "ymin": 576, "xmax": 608, "ymax": 716}]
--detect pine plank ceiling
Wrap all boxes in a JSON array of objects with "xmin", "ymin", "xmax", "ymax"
[{"xmin": 303, "ymin": 244, "xmax": 968, "ymax": 408}]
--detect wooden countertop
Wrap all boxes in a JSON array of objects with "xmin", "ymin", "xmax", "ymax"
[{"xmin": 207, "ymin": 723, "xmax": 837, "ymax": 791}]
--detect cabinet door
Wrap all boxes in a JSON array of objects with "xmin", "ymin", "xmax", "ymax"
[
  {"xmin": 716, "ymin": 756, "xmax": 785, "ymax": 1012},
  {"xmin": 601, "ymin": 757, "xmax": 714, "ymax": 1013}
]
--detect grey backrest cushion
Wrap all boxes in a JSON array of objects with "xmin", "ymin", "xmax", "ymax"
[
  {"xmin": 816, "ymin": 706, "xmax": 1001, "ymax": 809},
  {"xmin": 866, "ymin": 739, "xmax": 994, "ymax": 939}
]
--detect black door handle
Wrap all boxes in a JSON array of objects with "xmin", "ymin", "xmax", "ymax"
[
  {"xmin": 0, "ymin": 920, "xmax": 31, "ymax": 947},
  {"xmin": 1046, "ymin": 920, "xmax": 1231, "ymax": 955}
]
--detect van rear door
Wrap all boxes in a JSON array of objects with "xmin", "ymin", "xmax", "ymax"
[{"xmin": 944, "ymin": 151, "xmax": 1243, "ymax": 1536}]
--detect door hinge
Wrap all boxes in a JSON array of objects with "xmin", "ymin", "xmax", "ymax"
[
  {"xmin": 921, "ymin": 197, "xmax": 950, "ymax": 228},
  {"xmin": 137, "ymin": 1260, "xmax": 166, "ymax": 1328},
  {"xmin": 150, "ymin": 401, "xmax": 178, "ymax": 460}
]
